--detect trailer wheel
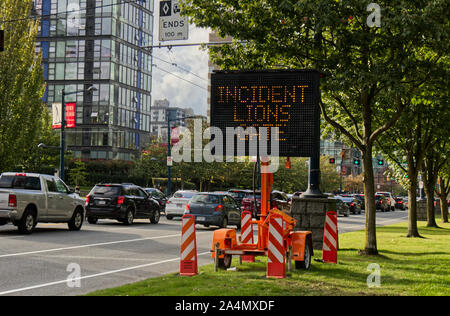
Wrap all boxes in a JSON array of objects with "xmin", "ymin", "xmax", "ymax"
[
  {"xmin": 295, "ymin": 242, "xmax": 311, "ymax": 270},
  {"xmin": 218, "ymin": 255, "xmax": 232, "ymax": 269}
]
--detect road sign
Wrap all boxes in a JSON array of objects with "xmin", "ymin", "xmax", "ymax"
[
  {"xmin": 167, "ymin": 156, "xmax": 173, "ymax": 167},
  {"xmin": 159, "ymin": 0, "xmax": 189, "ymax": 41},
  {"xmin": 210, "ymin": 70, "xmax": 321, "ymax": 157}
]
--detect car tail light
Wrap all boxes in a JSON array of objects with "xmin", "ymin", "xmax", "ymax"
[
  {"xmin": 224, "ymin": 238, "xmax": 232, "ymax": 247},
  {"xmin": 166, "ymin": 200, "xmax": 171, "ymax": 204},
  {"xmin": 350, "ymin": 203, "xmax": 355, "ymax": 207},
  {"xmin": 117, "ymin": 196, "xmax": 125, "ymax": 205},
  {"xmin": 85, "ymin": 195, "xmax": 90, "ymax": 205},
  {"xmin": 215, "ymin": 205, "xmax": 224, "ymax": 212},
  {"xmin": 8, "ymin": 194, "xmax": 17, "ymax": 208},
  {"xmin": 185, "ymin": 203, "xmax": 190, "ymax": 211}
]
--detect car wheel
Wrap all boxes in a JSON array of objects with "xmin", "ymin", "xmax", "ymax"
[
  {"xmin": 18, "ymin": 209, "xmax": 36, "ymax": 235},
  {"xmin": 295, "ymin": 242, "xmax": 311, "ymax": 270},
  {"xmin": 68, "ymin": 208, "xmax": 84, "ymax": 231},
  {"xmin": 218, "ymin": 255, "xmax": 232, "ymax": 270},
  {"xmin": 150, "ymin": 210, "xmax": 160, "ymax": 224},
  {"xmin": 124, "ymin": 208, "xmax": 134, "ymax": 225},
  {"xmin": 88, "ymin": 217, "xmax": 98, "ymax": 224},
  {"xmin": 219, "ymin": 217, "xmax": 228, "ymax": 228}
]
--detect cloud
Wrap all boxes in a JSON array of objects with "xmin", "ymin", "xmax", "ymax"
[{"xmin": 152, "ymin": 3, "xmax": 210, "ymax": 116}]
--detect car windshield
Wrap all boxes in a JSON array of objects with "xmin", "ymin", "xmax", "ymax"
[
  {"xmin": 173, "ymin": 191, "xmax": 196, "ymax": 199},
  {"xmin": 244, "ymin": 193, "xmax": 261, "ymax": 199},
  {"xmin": 90, "ymin": 185, "xmax": 121, "ymax": 197},
  {"xmin": 375, "ymin": 195, "xmax": 383, "ymax": 200},
  {"xmin": 229, "ymin": 191, "xmax": 246, "ymax": 199},
  {"xmin": 191, "ymin": 194, "xmax": 220, "ymax": 204},
  {"xmin": 341, "ymin": 197, "xmax": 354, "ymax": 202}
]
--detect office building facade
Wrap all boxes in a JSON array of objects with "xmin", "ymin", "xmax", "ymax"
[{"xmin": 33, "ymin": 0, "xmax": 154, "ymax": 161}]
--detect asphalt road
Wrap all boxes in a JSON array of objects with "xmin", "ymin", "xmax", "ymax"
[{"xmin": 0, "ymin": 209, "xmax": 408, "ymax": 296}]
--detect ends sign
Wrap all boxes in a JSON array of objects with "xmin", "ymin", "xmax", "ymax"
[{"xmin": 159, "ymin": 0, "xmax": 189, "ymax": 41}]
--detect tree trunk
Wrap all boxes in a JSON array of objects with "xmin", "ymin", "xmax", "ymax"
[
  {"xmin": 361, "ymin": 147, "xmax": 378, "ymax": 255},
  {"xmin": 422, "ymin": 158, "xmax": 439, "ymax": 227},
  {"xmin": 424, "ymin": 179, "xmax": 438, "ymax": 227},
  {"xmin": 439, "ymin": 196, "xmax": 449, "ymax": 223},
  {"xmin": 407, "ymin": 174, "xmax": 421, "ymax": 237}
]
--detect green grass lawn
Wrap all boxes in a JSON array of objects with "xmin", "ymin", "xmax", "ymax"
[{"xmin": 88, "ymin": 220, "xmax": 450, "ymax": 296}]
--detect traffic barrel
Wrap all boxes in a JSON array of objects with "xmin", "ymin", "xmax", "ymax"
[
  {"xmin": 267, "ymin": 214, "xmax": 285, "ymax": 278},
  {"xmin": 240, "ymin": 211, "xmax": 255, "ymax": 262},
  {"xmin": 322, "ymin": 211, "xmax": 338, "ymax": 263},
  {"xmin": 180, "ymin": 214, "xmax": 198, "ymax": 276}
]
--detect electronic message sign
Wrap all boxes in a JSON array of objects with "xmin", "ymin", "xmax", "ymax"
[{"xmin": 210, "ymin": 70, "xmax": 321, "ymax": 157}]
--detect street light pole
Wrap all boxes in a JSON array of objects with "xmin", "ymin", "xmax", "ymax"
[
  {"xmin": 59, "ymin": 86, "xmax": 97, "ymax": 181},
  {"xmin": 167, "ymin": 116, "xmax": 172, "ymax": 196},
  {"xmin": 60, "ymin": 89, "xmax": 66, "ymax": 181}
]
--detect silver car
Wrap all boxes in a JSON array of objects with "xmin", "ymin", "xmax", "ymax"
[{"xmin": 165, "ymin": 190, "xmax": 197, "ymax": 220}]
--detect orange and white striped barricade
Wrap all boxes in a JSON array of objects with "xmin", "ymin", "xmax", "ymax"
[
  {"xmin": 323, "ymin": 211, "xmax": 338, "ymax": 263},
  {"xmin": 180, "ymin": 214, "xmax": 198, "ymax": 276},
  {"xmin": 267, "ymin": 214, "xmax": 285, "ymax": 278},
  {"xmin": 240, "ymin": 211, "xmax": 255, "ymax": 262}
]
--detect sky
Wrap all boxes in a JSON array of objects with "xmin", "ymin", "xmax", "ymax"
[{"xmin": 151, "ymin": 1, "xmax": 211, "ymax": 116}]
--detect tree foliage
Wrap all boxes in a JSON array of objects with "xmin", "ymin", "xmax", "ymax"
[
  {"xmin": 180, "ymin": 0, "xmax": 449, "ymax": 254},
  {"xmin": 0, "ymin": 0, "xmax": 46, "ymax": 172}
]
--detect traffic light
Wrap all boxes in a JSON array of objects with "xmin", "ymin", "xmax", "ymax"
[
  {"xmin": 353, "ymin": 159, "xmax": 361, "ymax": 166},
  {"xmin": 378, "ymin": 159, "xmax": 384, "ymax": 166},
  {"xmin": 0, "ymin": 30, "xmax": 4, "ymax": 52},
  {"xmin": 329, "ymin": 158, "xmax": 336, "ymax": 164}
]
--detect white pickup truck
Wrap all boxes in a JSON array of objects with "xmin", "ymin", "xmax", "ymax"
[{"xmin": 0, "ymin": 173, "xmax": 85, "ymax": 234}]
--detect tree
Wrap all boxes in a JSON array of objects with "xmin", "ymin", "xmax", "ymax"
[
  {"xmin": 21, "ymin": 108, "xmax": 60, "ymax": 173},
  {"xmin": 181, "ymin": 0, "xmax": 448, "ymax": 254},
  {"xmin": 68, "ymin": 160, "xmax": 88, "ymax": 187},
  {"xmin": 0, "ymin": 0, "xmax": 46, "ymax": 172}
]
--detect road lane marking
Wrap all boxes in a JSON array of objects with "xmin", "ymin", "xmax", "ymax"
[
  {"xmin": 0, "ymin": 252, "xmax": 211, "ymax": 296},
  {"xmin": 0, "ymin": 232, "xmax": 209, "ymax": 259}
]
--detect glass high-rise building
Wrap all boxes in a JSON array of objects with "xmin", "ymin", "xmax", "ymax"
[{"xmin": 33, "ymin": 0, "xmax": 154, "ymax": 161}]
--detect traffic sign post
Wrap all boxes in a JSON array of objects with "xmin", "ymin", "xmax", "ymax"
[{"xmin": 159, "ymin": 0, "xmax": 189, "ymax": 41}]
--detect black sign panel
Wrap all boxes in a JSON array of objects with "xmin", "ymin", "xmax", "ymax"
[
  {"xmin": 210, "ymin": 70, "xmax": 321, "ymax": 157},
  {"xmin": 0, "ymin": 30, "xmax": 4, "ymax": 52}
]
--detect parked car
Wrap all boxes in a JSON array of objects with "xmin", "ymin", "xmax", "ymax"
[
  {"xmin": 338, "ymin": 196, "xmax": 362, "ymax": 215},
  {"xmin": 353, "ymin": 194, "xmax": 365, "ymax": 210},
  {"xmin": 85, "ymin": 183, "xmax": 160, "ymax": 225},
  {"xmin": 376, "ymin": 191, "xmax": 396, "ymax": 211},
  {"xmin": 375, "ymin": 194, "xmax": 389, "ymax": 212},
  {"xmin": 404, "ymin": 197, "xmax": 409, "ymax": 208},
  {"xmin": 165, "ymin": 190, "xmax": 197, "ymax": 220},
  {"xmin": 241, "ymin": 190, "xmax": 290, "ymax": 218},
  {"xmin": 0, "ymin": 172, "xmax": 85, "ymax": 234},
  {"xmin": 395, "ymin": 197, "xmax": 406, "ymax": 210},
  {"xmin": 227, "ymin": 189, "xmax": 252, "ymax": 206},
  {"xmin": 335, "ymin": 198, "xmax": 350, "ymax": 217},
  {"xmin": 144, "ymin": 188, "xmax": 167, "ymax": 213},
  {"xmin": 185, "ymin": 192, "xmax": 241, "ymax": 228}
]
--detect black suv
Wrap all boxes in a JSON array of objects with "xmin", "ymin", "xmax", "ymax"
[{"xmin": 86, "ymin": 184, "xmax": 160, "ymax": 225}]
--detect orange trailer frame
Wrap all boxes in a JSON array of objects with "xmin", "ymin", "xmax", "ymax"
[{"xmin": 211, "ymin": 160, "xmax": 314, "ymax": 270}]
